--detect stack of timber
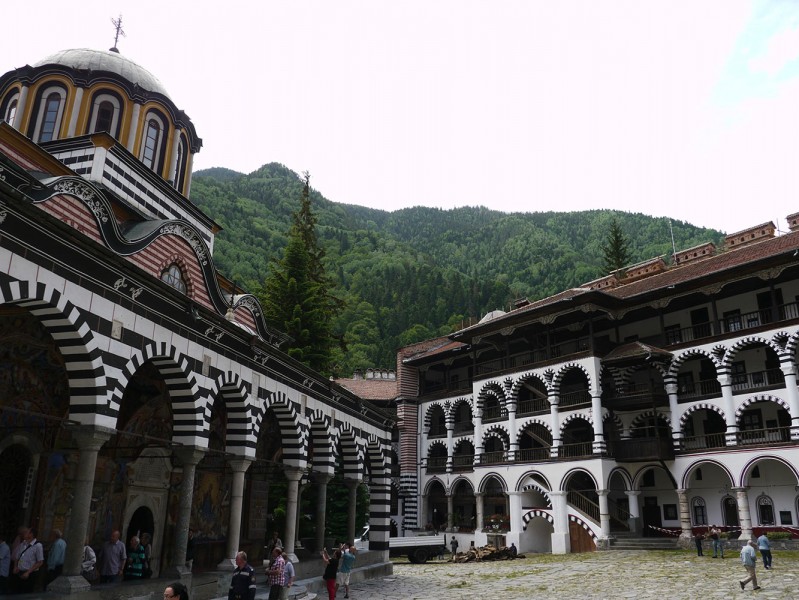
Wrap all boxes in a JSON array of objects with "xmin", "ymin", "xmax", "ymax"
[{"xmin": 451, "ymin": 544, "xmax": 525, "ymax": 562}]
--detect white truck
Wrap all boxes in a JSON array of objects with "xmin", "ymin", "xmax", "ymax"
[{"xmin": 356, "ymin": 526, "xmax": 447, "ymax": 563}]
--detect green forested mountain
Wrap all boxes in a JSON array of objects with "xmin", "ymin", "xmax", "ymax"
[{"xmin": 191, "ymin": 163, "xmax": 724, "ymax": 375}]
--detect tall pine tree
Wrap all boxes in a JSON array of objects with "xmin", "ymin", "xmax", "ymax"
[
  {"xmin": 259, "ymin": 172, "xmax": 342, "ymax": 374},
  {"xmin": 601, "ymin": 218, "xmax": 632, "ymax": 274}
]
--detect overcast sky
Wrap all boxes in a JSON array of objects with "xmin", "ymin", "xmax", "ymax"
[{"xmin": 6, "ymin": 1, "xmax": 799, "ymax": 234}]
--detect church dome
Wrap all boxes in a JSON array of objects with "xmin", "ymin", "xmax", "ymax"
[{"xmin": 33, "ymin": 48, "xmax": 170, "ymax": 98}]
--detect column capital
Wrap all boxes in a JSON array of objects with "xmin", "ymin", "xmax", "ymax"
[
  {"xmin": 344, "ymin": 477, "xmax": 362, "ymax": 489},
  {"xmin": 173, "ymin": 446, "xmax": 207, "ymax": 466},
  {"xmin": 227, "ymin": 456, "xmax": 254, "ymax": 473},
  {"xmin": 284, "ymin": 467, "xmax": 305, "ymax": 482},
  {"xmin": 624, "ymin": 490, "xmax": 641, "ymax": 497},
  {"xmin": 596, "ymin": 489, "xmax": 609, "ymax": 497},
  {"xmin": 69, "ymin": 424, "xmax": 114, "ymax": 451},
  {"xmin": 313, "ymin": 471, "xmax": 334, "ymax": 485},
  {"xmin": 730, "ymin": 486, "xmax": 748, "ymax": 494}
]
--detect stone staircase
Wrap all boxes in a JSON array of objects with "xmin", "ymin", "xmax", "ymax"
[{"xmin": 608, "ymin": 531, "xmax": 679, "ymax": 550}]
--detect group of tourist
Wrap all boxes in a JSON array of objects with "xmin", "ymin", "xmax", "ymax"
[{"xmin": 694, "ymin": 526, "xmax": 775, "ymax": 591}]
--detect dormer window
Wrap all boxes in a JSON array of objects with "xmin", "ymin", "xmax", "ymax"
[{"xmin": 161, "ymin": 264, "xmax": 187, "ymax": 294}]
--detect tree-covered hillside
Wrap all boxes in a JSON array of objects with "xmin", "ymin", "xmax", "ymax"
[{"xmin": 190, "ymin": 163, "xmax": 724, "ymax": 375}]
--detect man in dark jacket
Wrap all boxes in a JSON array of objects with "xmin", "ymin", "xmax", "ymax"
[{"xmin": 228, "ymin": 551, "xmax": 256, "ymax": 600}]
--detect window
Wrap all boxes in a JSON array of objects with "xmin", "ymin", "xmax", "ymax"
[
  {"xmin": 724, "ymin": 310, "xmax": 742, "ymax": 332},
  {"xmin": 142, "ymin": 118, "xmax": 161, "ymax": 168},
  {"xmin": 36, "ymin": 90, "xmax": 65, "ymax": 142},
  {"xmin": 757, "ymin": 495, "xmax": 775, "ymax": 525},
  {"xmin": 665, "ymin": 324, "xmax": 682, "ymax": 345},
  {"xmin": 731, "ymin": 361, "xmax": 747, "ymax": 386},
  {"xmin": 161, "ymin": 264, "xmax": 187, "ymax": 294},
  {"xmin": 691, "ymin": 497, "xmax": 707, "ymax": 525},
  {"xmin": 3, "ymin": 96, "xmax": 18, "ymax": 125},
  {"xmin": 741, "ymin": 409, "xmax": 762, "ymax": 431}
]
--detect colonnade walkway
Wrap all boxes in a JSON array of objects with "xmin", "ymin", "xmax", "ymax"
[{"xmin": 334, "ymin": 549, "xmax": 799, "ymax": 599}]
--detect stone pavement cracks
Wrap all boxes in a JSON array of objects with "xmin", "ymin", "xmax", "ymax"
[{"xmin": 340, "ymin": 549, "xmax": 799, "ymax": 599}]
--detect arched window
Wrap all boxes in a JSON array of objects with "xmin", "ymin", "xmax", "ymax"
[
  {"xmin": 691, "ymin": 497, "xmax": 707, "ymax": 525},
  {"xmin": 2, "ymin": 93, "xmax": 18, "ymax": 125},
  {"xmin": 139, "ymin": 110, "xmax": 168, "ymax": 173},
  {"xmin": 32, "ymin": 86, "xmax": 67, "ymax": 143},
  {"xmin": 88, "ymin": 93, "xmax": 122, "ymax": 136},
  {"xmin": 757, "ymin": 494, "xmax": 775, "ymax": 526},
  {"xmin": 160, "ymin": 264, "xmax": 187, "ymax": 294},
  {"xmin": 142, "ymin": 118, "xmax": 161, "ymax": 169}
]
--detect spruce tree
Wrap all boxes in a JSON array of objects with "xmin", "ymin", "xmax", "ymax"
[
  {"xmin": 601, "ymin": 218, "xmax": 632, "ymax": 274},
  {"xmin": 260, "ymin": 172, "xmax": 342, "ymax": 374}
]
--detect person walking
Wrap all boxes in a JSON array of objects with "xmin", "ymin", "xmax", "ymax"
[
  {"xmin": 124, "ymin": 535, "xmax": 146, "ymax": 580},
  {"xmin": 279, "ymin": 550, "xmax": 295, "ymax": 600},
  {"xmin": 45, "ymin": 528, "xmax": 66, "ymax": 586},
  {"xmin": 228, "ymin": 551, "xmax": 256, "ymax": 600},
  {"xmin": 321, "ymin": 547, "xmax": 340, "ymax": 600},
  {"xmin": 739, "ymin": 539, "xmax": 761, "ymax": 591},
  {"xmin": 709, "ymin": 525, "xmax": 723, "ymax": 558},
  {"xmin": 450, "ymin": 535, "xmax": 459, "ymax": 557},
  {"xmin": 757, "ymin": 532, "xmax": 772, "ymax": 570},
  {"xmin": 338, "ymin": 544, "xmax": 356, "ymax": 599},
  {"xmin": 99, "ymin": 530, "xmax": 126, "ymax": 583},
  {"xmin": 265, "ymin": 546, "xmax": 285, "ymax": 600}
]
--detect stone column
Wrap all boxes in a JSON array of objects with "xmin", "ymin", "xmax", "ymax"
[
  {"xmin": 733, "ymin": 487, "xmax": 753, "ymax": 540},
  {"xmin": 507, "ymin": 398, "xmax": 518, "ymax": 461},
  {"xmin": 164, "ymin": 447, "xmax": 206, "ymax": 579},
  {"xmin": 507, "ymin": 491, "xmax": 522, "ymax": 534},
  {"xmin": 445, "ymin": 412, "xmax": 454, "ymax": 473},
  {"xmin": 447, "ymin": 494, "xmax": 454, "ymax": 531},
  {"xmin": 283, "ymin": 468, "xmax": 304, "ymax": 563},
  {"xmin": 666, "ymin": 382, "xmax": 682, "ymax": 450},
  {"xmin": 549, "ymin": 392, "xmax": 560, "ymax": 458},
  {"xmin": 625, "ymin": 490, "xmax": 641, "ymax": 534},
  {"xmin": 719, "ymin": 374, "xmax": 738, "ymax": 445},
  {"xmin": 781, "ymin": 364, "xmax": 799, "ymax": 439},
  {"xmin": 549, "ymin": 491, "xmax": 570, "ymax": 554},
  {"xmin": 217, "ymin": 458, "xmax": 253, "ymax": 569},
  {"xmin": 676, "ymin": 489, "xmax": 693, "ymax": 540},
  {"xmin": 473, "ymin": 408, "xmax": 483, "ymax": 466},
  {"xmin": 597, "ymin": 489, "xmax": 610, "ymax": 539},
  {"xmin": 49, "ymin": 425, "xmax": 112, "ymax": 595},
  {"xmin": 475, "ymin": 493, "xmax": 484, "ymax": 534},
  {"xmin": 314, "ymin": 473, "xmax": 334, "ymax": 552},
  {"xmin": 591, "ymin": 393, "xmax": 605, "ymax": 453},
  {"xmin": 345, "ymin": 479, "xmax": 359, "ymax": 543}
]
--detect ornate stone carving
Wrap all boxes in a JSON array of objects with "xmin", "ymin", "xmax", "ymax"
[{"xmin": 159, "ymin": 223, "xmax": 209, "ymax": 266}]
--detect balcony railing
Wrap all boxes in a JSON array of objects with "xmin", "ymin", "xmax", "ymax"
[
  {"xmin": 608, "ymin": 436, "xmax": 674, "ymax": 461},
  {"xmin": 426, "ymin": 456, "xmax": 447, "ymax": 473},
  {"xmin": 482, "ymin": 406, "xmax": 507, "ymax": 423},
  {"xmin": 517, "ymin": 397, "xmax": 549, "ymax": 416},
  {"xmin": 677, "ymin": 378, "xmax": 722, "ymax": 401},
  {"xmin": 452, "ymin": 454, "xmax": 475, "ymax": 471},
  {"xmin": 453, "ymin": 421, "xmax": 474, "ymax": 435},
  {"xmin": 731, "ymin": 368, "xmax": 785, "ymax": 393},
  {"xmin": 557, "ymin": 441, "xmax": 593, "ymax": 459},
  {"xmin": 479, "ymin": 450, "xmax": 507, "ymax": 465},
  {"xmin": 737, "ymin": 425, "xmax": 793, "ymax": 446},
  {"xmin": 603, "ymin": 383, "xmax": 669, "ymax": 409},
  {"xmin": 427, "ymin": 428, "xmax": 447, "ymax": 439},
  {"xmin": 516, "ymin": 447, "xmax": 551, "ymax": 462},
  {"xmin": 559, "ymin": 388, "xmax": 591, "ymax": 408},
  {"xmin": 678, "ymin": 432, "xmax": 727, "ymax": 452}
]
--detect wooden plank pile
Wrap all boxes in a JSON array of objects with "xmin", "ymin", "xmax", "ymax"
[{"xmin": 451, "ymin": 544, "xmax": 525, "ymax": 562}]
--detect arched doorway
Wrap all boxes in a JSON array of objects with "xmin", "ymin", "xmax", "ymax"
[{"xmin": 126, "ymin": 505, "xmax": 155, "ymax": 545}]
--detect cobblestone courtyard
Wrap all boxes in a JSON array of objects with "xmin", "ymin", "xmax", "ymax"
[{"xmin": 345, "ymin": 549, "xmax": 799, "ymax": 599}]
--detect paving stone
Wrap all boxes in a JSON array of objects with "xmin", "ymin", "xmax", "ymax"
[{"xmin": 341, "ymin": 549, "xmax": 799, "ymax": 599}]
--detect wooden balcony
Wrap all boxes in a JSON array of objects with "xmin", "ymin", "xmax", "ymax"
[
  {"xmin": 602, "ymin": 383, "xmax": 669, "ymax": 411},
  {"xmin": 608, "ymin": 436, "xmax": 674, "ymax": 461},
  {"xmin": 452, "ymin": 454, "xmax": 475, "ymax": 471},
  {"xmin": 426, "ymin": 456, "xmax": 447, "ymax": 473}
]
